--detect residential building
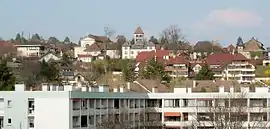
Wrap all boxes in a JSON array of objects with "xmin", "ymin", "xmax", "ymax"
[
  {"xmin": 14, "ymin": 43, "xmax": 45, "ymax": 57},
  {"xmin": 74, "ymin": 35, "xmax": 120, "ymax": 62},
  {"xmin": 79, "ymin": 34, "xmax": 108, "ymax": 48},
  {"xmin": 38, "ymin": 52, "xmax": 60, "ymax": 62},
  {"xmin": 122, "ymin": 27, "xmax": 155, "ymax": 59},
  {"xmin": 206, "ymin": 53, "xmax": 256, "ymax": 84},
  {"xmin": 1, "ymin": 80, "xmax": 269, "ymax": 129},
  {"xmin": 136, "ymin": 50, "xmax": 189, "ymax": 77},
  {"xmin": 236, "ymin": 37, "xmax": 265, "ymax": 59}
]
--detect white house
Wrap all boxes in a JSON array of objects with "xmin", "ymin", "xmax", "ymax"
[
  {"xmin": 39, "ymin": 52, "xmax": 60, "ymax": 62},
  {"xmin": 122, "ymin": 27, "xmax": 156, "ymax": 59},
  {"xmin": 14, "ymin": 43, "xmax": 45, "ymax": 57},
  {"xmin": 74, "ymin": 35, "xmax": 120, "ymax": 62}
]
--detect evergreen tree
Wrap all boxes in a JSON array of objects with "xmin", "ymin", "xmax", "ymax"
[
  {"xmin": 0, "ymin": 59, "xmax": 15, "ymax": 91},
  {"xmin": 64, "ymin": 37, "xmax": 70, "ymax": 43},
  {"xmin": 142, "ymin": 58, "xmax": 171, "ymax": 83},
  {"xmin": 122, "ymin": 62, "xmax": 135, "ymax": 82},
  {"xmin": 39, "ymin": 60, "xmax": 61, "ymax": 82},
  {"xmin": 15, "ymin": 33, "xmax": 21, "ymax": 41},
  {"xmin": 195, "ymin": 65, "xmax": 214, "ymax": 80}
]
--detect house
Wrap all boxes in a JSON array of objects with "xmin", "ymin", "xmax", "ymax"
[
  {"xmin": 79, "ymin": 34, "xmax": 109, "ymax": 48},
  {"xmin": 14, "ymin": 42, "xmax": 45, "ymax": 57},
  {"xmin": 236, "ymin": 37, "xmax": 265, "ymax": 59},
  {"xmin": 39, "ymin": 52, "xmax": 60, "ymax": 62},
  {"xmin": 206, "ymin": 53, "xmax": 256, "ymax": 84},
  {"xmin": 0, "ymin": 41, "xmax": 16, "ymax": 56},
  {"xmin": 77, "ymin": 54, "xmax": 92, "ymax": 62},
  {"xmin": 74, "ymin": 35, "xmax": 120, "ymax": 62},
  {"xmin": 122, "ymin": 27, "xmax": 156, "ymax": 59},
  {"xmin": 136, "ymin": 50, "xmax": 189, "ymax": 77},
  {"xmin": 191, "ymin": 41, "xmax": 225, "ymax": 60}
]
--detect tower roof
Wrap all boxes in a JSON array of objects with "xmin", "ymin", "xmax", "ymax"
[{"xmin": 134, "ymin": 26, "xmax": 144, "ymax": 34}]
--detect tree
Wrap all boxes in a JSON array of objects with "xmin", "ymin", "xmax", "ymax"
[
  {"xmin": 48, "ymin": 37, "xmax": 59, "ymax": 43},
  {"xmin": 31, "ymin": 33, "xmax": 41, "ymax": 41},
  {"xmin": 142, "ymin": 58, "xmax": 171, "ymax": 83},
  {"xmin": 190, "ymin": 92, "xmax": 269, "ymax": 129},
  {"xmin": 39, "ymin": 60, "xmax": 61, "ymax": 83},
  {"xmin": 64, "ymin": 36, "xmax": 70, "ymax": 43},
  {"xmin": 0, "ymin": 59, "xmax": 15, "ymax": 91},
  {"xmin": 15, "ymin": 33, "xmax": 21, "ymax": 41},
  {"xmin": 0, "ymin": 37, "xmax": 3, "ymax": 41},
  {"xmin": 149, "ymin": 36, "xmax": 159, "ymax": 44},
  {"xmin": 122, "ymin": 62, "xmax": 135, "ymax": 82},
  {"xmin": 160, "ymin": 25, "xmax": 184, "ymax": 44},
  {"xmin": 195, "ymin": 64, "xmax": 214, "ymax": 80},
  {"xmin": 61, "ymin": 53, "xmax": 72, "ymax": 66},
  {"xmin": 116, "ymin": 35, "xmax": 126, "ymax": 44}
]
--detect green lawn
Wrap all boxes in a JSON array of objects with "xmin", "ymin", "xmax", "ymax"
[{"xmin": 255, "ymin": 65, "xmax": 268, "ymax": 77}]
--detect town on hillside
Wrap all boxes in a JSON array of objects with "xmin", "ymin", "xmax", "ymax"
[
  {"xmin": 1, "ymin": 26, "xmax": 270, "ymax": 129},
  {"xmin": 0, "ymin": 26, "xmax": 269, "ymax": 91}
]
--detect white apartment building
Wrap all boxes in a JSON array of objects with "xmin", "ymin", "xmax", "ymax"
[
  {"xmin": 122, "ymin": 27, "xmax": 155, "ymax": 59},
  {"xmin": 207, "ymin": 53, "xmax": 256, "ymax": 84},
  {"xmin": 1, "ymin": 82, "xmax": 270, "ymax": 129},
  {"xmin": 14, "ymin": 44, "xmax": 45, "ymax": 57}
]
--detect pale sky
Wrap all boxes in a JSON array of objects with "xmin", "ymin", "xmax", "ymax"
[{"xmin": 0, "ymin": 0, "xmax": 269, "ymax": 46}]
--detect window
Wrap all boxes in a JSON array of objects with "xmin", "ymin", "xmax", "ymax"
[
  {"xmin": 7, "ymin": 100, "xmax": 12, "ymax": 107},
  {"xmin": 8, "ymin": 118, "xmax": 11, "ymax": 124}
]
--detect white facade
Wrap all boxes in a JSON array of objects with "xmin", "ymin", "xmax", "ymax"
[
  {"xmin": 211, "ymin": 61, "xmax": 256, "ymax": 84},
  {"xmin": 122, "ymin": 46, "xmax": 155, "ymax": 59},
  {"xmin": 79, "ymin": 37, "xmax": 96, "ymax": 48},
  {"xmin": 39, "ymin": 53, "xmax": 60, "ymax": 62},
  {"xmin": 15, "ymin": 44, "xmax": 44, "ymax": 57},
  {"xmin": 1, "ymin": 83, "xmax": 270, "ymax": 129}
]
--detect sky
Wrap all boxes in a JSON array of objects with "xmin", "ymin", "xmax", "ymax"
[{"xmin": 0, "ymin": 0, "xmax": 270, "ymax": 46}]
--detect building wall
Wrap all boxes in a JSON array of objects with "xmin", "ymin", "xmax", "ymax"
[
  {"xmin": 35, "ymin": 98, "xmax": 70, "ymax": 129},
  {"xmin": 122, "ymin": 46, "xmax": 155, "ymax": 59},
  {"xmin": 80, "ymin": 37, "xmax": 95, "ymax": 48},
  {"xmin": 17, "ymin": 46, "xmax": 41, "ymax": 57}
]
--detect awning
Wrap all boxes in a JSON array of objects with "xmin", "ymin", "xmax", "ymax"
[{"xmin": 164, "ymin": 112, "xmax": 181, "ymax": 116}]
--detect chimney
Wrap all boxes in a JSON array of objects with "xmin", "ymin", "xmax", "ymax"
[
  {"xmin": 193, "ymin": 80, "xmax": 197, "ymax": 88},
  {"xmin": 127, "ymin": 82, "xmax": 130, "ymax": 90},
  {"xmin": 152, "ymin": 87, "xmax": 158, "ymax": 93}
]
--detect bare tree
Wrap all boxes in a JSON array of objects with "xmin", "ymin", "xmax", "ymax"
[
  {"xmin": 160, "ymin": 25, "xmax": 184, "ymax": 44},
  {"xmin": 189, "ymin": 92, "xmax": 269, "ymax": 129},
  {"xmin": 103, "ymin": 27, "xmax": 115, "ymax": 73}
]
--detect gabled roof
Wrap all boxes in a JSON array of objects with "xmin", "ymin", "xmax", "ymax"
[
  {"xmin": 166, "ymin": 56, "xmax": 188, "ymax": 65},
  {"xmin": 244, "ymin": 38, "xmax": 265, "ymax": 52},
  {"xmin": 84, "ymin": 42, "xmax": 119, "ymax": 52},
  {"xmin": 136, "ymin": 50, "xmax": 170, "ymax": 62},
  {"xmin": 134, "ymin": 26, "xmax": 144, "ymax": 34},
  {"xmin": 206, "ymin": 53, "xmax": 247, "ymax": 66},
  {"xmin": 193, "ymin": 41, "xmax": 224, "ymax": 53}
]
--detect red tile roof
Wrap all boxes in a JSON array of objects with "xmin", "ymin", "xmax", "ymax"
[
  {"xmin": 206, "ymin": 53, "xmax": 247, "ymax": 65},
  {"xmin": 134, "ymin": 26, "xmax": 144, "ymax": 34},
  {"xmin": 166, "ymin": 56, "xmax": 188, "ymax": 65},
  {"xmin": 136, "ymin": 50, "xmax": 170, "ymax": 62}
]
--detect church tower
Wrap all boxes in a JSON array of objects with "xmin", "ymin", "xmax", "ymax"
[
  {"xmin": 236, "ymin": 36, "xmax": 244, "ymax": 52},
  {"xmin": 134, "ymin": 26, "xmax": 144, "ymax": 44}
]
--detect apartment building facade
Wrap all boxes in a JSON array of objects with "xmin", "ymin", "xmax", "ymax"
[
  {"xmin": 1, "ymin": 83, "xmax": 270, "ymax": 129},
  {"xmin": 14, "ymin": 44, "xmax": 45, "ymax": 57},
  {"xmin": 207, "ymin": 53, "xmax": 255, "ymax": 84}
]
